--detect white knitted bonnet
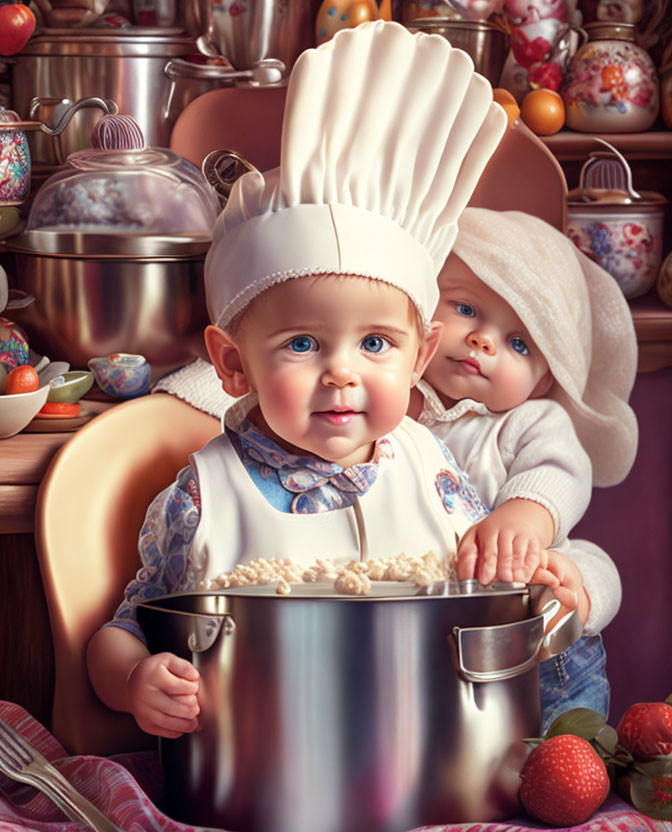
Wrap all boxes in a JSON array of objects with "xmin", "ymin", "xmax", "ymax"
[
  {"xmin": 452, "ymin": 207, "xmax": 638, "ymax": 487},
  {"xmin": 205, "ymin": 20, "xmax": 507, "ymax": 331}
]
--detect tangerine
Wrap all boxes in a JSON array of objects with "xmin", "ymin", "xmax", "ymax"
[
  {"xmin": 5, "ymin": 364, "xmax": 39, "ymax": 395},
  {"xmin": 520, "ymin": 88, "xmax": 565, "ymax": 136},
  {"xmin": 492, "ymin": 87, "xmax": 520, "ymax": 127}
]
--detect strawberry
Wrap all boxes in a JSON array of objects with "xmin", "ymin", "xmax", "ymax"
[
  {"xmin": 519, "ymin": 734, "xmax": 610, "ymax": 826},
  {"xmin": 617, "ymin": 702, "xmax": 672, "ymax": 761}
]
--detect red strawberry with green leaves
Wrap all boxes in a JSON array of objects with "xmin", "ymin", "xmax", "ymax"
[
  {"xmin": 519, "ymin": 734, "xmax": 611, "ymax": 826},
  {"xmin": 617, "ymin": 702, "xmax": 672, "ymax": 761}
]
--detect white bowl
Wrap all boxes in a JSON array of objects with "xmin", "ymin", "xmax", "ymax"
[{"xmin": 0, "ymin": 385, "xmax": 50, "ymax": 439}]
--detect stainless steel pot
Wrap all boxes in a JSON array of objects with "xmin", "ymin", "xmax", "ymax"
[
  {"xmin": 9, "ymin": 30, "xmax": 217, "ymax": 166},
  {"xmin": 404, "ymin": 19, "xmax": 510, "ymax": 87},
  {"xmin": 5, "ymin": 243, "xmax": 209, "ymax": 375},
  {"xmin": 138, "ymin": 584, "xmax": 581, "ymax": 832},
  {"xmin": 184, "ymin": 0, "xmax": 315, "ymax": 71}
]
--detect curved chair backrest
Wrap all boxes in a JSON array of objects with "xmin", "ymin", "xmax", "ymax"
[{"xmin": 34, "ymin": 393, "xmax": 220, "ymax": 755}]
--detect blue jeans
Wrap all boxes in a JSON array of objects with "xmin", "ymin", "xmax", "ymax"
[{"xmin": 538, "ymin": 634, "xmax": 610, "ymax": 734}]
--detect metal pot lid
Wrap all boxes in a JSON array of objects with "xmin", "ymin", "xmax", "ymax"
[
  {"xmin": 6, "ymin": 229, "xmax": 211, "ymax": 259},
  {"xmin": 25, "ymin": 115, "xmax": 219, "ymax": 241},
  {"xmin": 568, "ymin": 138, "xmax": 667, "ymax": 209}
]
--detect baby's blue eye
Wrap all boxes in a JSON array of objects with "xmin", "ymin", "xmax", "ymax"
[
  {"xmin": 288, "ymin": 335, "xmax": 317, "ymax": 353},
  {"xmin": 456, "ymin": 303, "xmax": 475, "ymax": 317},
  {"xmin": 361, "ymin": 335, "xmax": 390, "ymax": 354},
  {"xmin": 510, "ymin": 336, "xmax": 529, "ymax": 355}
]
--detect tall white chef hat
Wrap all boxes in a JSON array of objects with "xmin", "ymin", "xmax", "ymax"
[{"xmin": 205, "ymin": 20, "xmax": 507, "ymax": 332}]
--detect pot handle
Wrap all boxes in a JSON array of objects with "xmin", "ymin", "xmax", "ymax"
[
  {"xmin": 453, "ymin": 596, "xmax": 582, "ymax": 684},
  {"xmin": 31, "ymin": 96, "xmax": 119, "ymax": 137}
]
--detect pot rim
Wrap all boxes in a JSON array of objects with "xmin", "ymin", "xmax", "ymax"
[
  {"xmin": 6, "ymin": 230, "xmax": 211, "ymax": 259},
  {"xmin": 18, "ymin": 30, "xmax": 195, "ymax": 58},
  {"xmin": 140, "ymin": 582, "xmax": 532, "ymax": 605}
]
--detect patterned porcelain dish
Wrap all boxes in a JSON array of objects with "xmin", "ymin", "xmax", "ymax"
[
  {"xmin": 567, "ymin": 141, "xmax": 667, "ymax": 299},
  {"xmin": 561, "ymin": 22, "xmax": 659, "ymax": 132},
  {"xmin": 88, "ymin": 353, "xmax": 151, "ymax": 399},
  {"xmin": 0, "ymin": 109, "xmax": 30, "ymax": 205}
]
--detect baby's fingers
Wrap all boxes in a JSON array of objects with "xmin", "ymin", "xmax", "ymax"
[{"xmin": 457, "ymin": 532, "xmax": 478, "ymax": 580}]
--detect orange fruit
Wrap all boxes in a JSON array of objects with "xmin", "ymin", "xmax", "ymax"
[
  {"xmin": 520, "ymin": 88, "xmax": 565, "ymax": 136},
  {"xmin": 493, "ymin": 87, "xmax": 520, "ymax": 127},
  {"xmin": 5, "ymin": 364, "xmax": 39, "ymax": 395}
]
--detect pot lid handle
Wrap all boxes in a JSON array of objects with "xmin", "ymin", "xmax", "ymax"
[{"xmin": 577, "ymin": 138, "xmax": 641, "ymax": 203}]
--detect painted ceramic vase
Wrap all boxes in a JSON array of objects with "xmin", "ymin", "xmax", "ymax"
[
  {"xmin": 561, "ymin": 22, "xmax": 659, "ymax": 132},
  {"xmin": 0, "ymin": 110, "xmax": 30, "ymax": 205}
]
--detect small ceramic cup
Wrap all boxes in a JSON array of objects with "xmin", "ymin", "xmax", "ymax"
[
  {"xmin": 47, "ymin": 370, "xmax": 95, "ymax": 403},
  {"xmin": 88, "ymin": 353, "xmax": 151, "ymax": 399}
]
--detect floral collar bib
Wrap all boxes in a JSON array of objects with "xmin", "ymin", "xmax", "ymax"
[{"xmin": 224, "ymin": 393, "xmax": 394, "ymax": 514}]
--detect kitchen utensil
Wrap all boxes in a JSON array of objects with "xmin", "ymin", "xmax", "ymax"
[
  {"xmin": 561, "ymin": 22, "xmax": 660, "ymax": 132},
  {"xmin": 37, "ymin": 359, "xmax": 70, "ymax": 388},
  {"xmin": 567, "ymin": 139, "xmax": 667, "ymax": 299},
  {"xmin": 404, "ymin": 18, "xmax": 510, "ymax": 86},
  {"xmin": 8, "ymin": 30, "xmax": 218, "ymax": 166},
  {"xmin": 88, "ymin": 353, "xmax": 150, "ymax": 399},
  {"xmin": 0, "ymin": 715, "xmax": 123, "ymax": 832},
  {"xmin": 188, "ymin": 0, "xmax": 314, "ymax": 73},
  {"xmin": 201, "ymin": 147, "xmax": 258, "ymax": 208},
  {"xmin": 4, "ymin": 117, "xmax": 218, "ymax": 374},
  {"xmin": 138, "ymin": 583, "xmax": 581, "ymax": 831},
  {"xmin": 0, "ymin": 383, "xmax": 49, "ymax": 438},
  {"xmin": 47, "ymin": 369, "xmax": 94, "ymax": 402}
]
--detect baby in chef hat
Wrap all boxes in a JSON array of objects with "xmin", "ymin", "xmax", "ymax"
[
  {"xmin": 411, "ymin": 207, "xmax": 638, "ymax": 729},
  {"xmin": 88, "ymin": 20, "xmax": 521, "ymax": 738}
]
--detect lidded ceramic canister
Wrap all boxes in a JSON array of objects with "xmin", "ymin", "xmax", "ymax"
[
  {"xmin": 567, "ymin": 140, "xmax": 667, "ymax": 299},
  {"xmin": 561, "ymin": 22, "xmax": 659, "ymax": 132},
  {"xmin": 0, "ymin": 109, "xmax": 31, "ymax": 205}
]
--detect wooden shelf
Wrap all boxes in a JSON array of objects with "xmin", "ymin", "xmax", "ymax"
[{"xmin": 541, "ymin": 130, "xmax": 672, "ymax": 161}]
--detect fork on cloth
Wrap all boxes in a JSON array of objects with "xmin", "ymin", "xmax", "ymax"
[{"xmin": 0, "ymin": 714, "xmax": 124, "ymax": 832}]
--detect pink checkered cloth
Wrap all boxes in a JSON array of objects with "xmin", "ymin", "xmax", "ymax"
[{"xmin": 0, "ymin": 701, "xmax": 669, "ymax": 832}]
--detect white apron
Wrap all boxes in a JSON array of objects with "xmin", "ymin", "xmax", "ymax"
[{"xmin": 189, "ymin": 416, "xmax": 479, "ymax": 583}]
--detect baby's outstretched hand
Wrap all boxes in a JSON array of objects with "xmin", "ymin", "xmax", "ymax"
[
  {"xmin": 127, "ymin": 652, "xmax": 200, "ymax": 738},
  {"xmin": 456, "ymin": 499, "xmax": 554, "ymax": 586}
]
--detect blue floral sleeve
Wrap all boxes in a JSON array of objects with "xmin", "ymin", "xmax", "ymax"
[{"xmin": 103, "ymin": 465, "xmax": 201, "ymax": 644}]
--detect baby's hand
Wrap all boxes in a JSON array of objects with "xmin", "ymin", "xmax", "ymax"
[
  {"xmin": 528, "ymin": 549, "xmax": 590, "ymax": 628},
  {"xmin": 457, "ymin": 499, "xmax": 553, "ymax": 586},
  {"xmin": 126, "ymin": 652, "xmax": 200, "ymax": 738}
]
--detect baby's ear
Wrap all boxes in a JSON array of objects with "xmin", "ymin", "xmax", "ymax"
[
  {"xmin": 411, "ymin": 321, "xmax": 443, "ymax": 386},
  {"xmin": 204, "ymin": 325, "xmax": 251, "ymax": 397},
  {"xmin": 531, "ymin": 369, "xmax": 554, "ymax": 400}
]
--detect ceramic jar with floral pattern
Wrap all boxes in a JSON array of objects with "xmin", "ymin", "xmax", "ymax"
[
  {"xmin": 561, "ymin": 22, "xmax": 659, "ymax": 132},
  {"xmin": 0, "ymin": 109, "xmax": 30, "ymax": 205},
  {"xmin": 567, "ymin": 143, "xmax": 667, "ymax": 299}
]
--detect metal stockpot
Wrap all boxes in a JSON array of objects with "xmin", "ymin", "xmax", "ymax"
[
  {"xmin": 138, "ymin": 584, "xmax": 581, "ymax": 832},
  {"xmin": 6, "ymin": 244, "xmax": 209, "ymax": 375},
  {"xmin": 9, "ymin": 30, "xmax": 215, "ymax": 166}
]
